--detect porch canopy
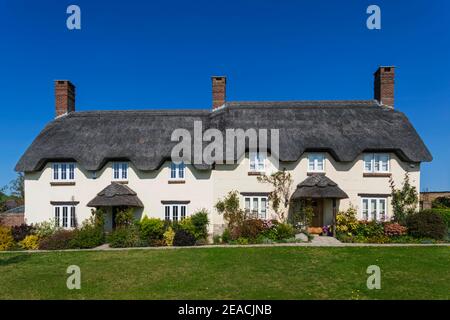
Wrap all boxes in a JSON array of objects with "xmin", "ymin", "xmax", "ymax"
[
  {"xmin": 291, "ymin": 174, "xmax": 348, "ymax": 200},
  {"xmin": 87, "ymin": 182, "xmax": 144, "ymax": 207}
]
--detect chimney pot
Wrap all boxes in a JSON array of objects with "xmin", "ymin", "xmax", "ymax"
[
  {"xmin": 374, "ymin": 66, "xmax": 395, "ymax": 108},
  {"xmin": 211, "ymin": 76, "xmax": 226, "ymax": 110},
  {"xmin": 55, "ymin": 80, "xmax": 75, "ymax": 117}
]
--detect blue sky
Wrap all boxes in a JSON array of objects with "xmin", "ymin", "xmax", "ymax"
[{"xmin": 0, "ymin": 0, "xmax": 449, "ymax": 191}]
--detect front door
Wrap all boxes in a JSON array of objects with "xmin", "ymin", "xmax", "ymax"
[
  {"xmin": 311, "ymin": 199, "xmax": 323, "ymax": 227},
  {"xmin": 112, "ymin": 206, "xmax": 120, "ymax": 230}
]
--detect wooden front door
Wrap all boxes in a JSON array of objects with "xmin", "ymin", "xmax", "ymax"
[{"xmin": 311, "ymin": 199, "xmax": 323, "ymax": 227}]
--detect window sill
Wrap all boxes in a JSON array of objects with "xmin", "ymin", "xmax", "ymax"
[
  {"xmin": 363, "ymin": 172, "xmax": 391, "ymax": 177},
  {"xmin": 50, "ymin": 181, "xmax": 76, "ymax": 186},
  {"xmin": 248, "ymin": 171, "xmax": 265, "ymax": 176},
  {"xmin": 307, "ymin": 171, "xmax": 325, "ymax": 176},
  {"xmin": 168, "ymin": 180, "xmax": 186, "ymax": 184},
  {"xmin": 112, "ymin": 180, "xmax": 129, "ymax": 184}
]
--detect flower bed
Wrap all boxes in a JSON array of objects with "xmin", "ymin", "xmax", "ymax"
[{"xmin": 336, "ymin": 207, "xmax": 449, "ymax": 244}]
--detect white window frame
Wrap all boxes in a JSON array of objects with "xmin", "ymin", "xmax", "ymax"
[
  {"xmin": 112, "ymin": 162, "xmax": 128, "ymax": 180},
  {"xmin": 54, "ymin": 205, "xmax": 77, "ymax": 229},
  {"xmin": 360, "ymin": 197, "xmax": 387, "ymax": 221},
  {"xmin": 52, "ymin": 163, "xmax": 76, "ymax": 181},
  {"xmin": 244, "ymin": 196, "xmax": 268, "ymax": 219},
  {"xmin": 249, "ymin": 152, "xmax": 266, "ymax": 172},
  {"xmin": 363, "ymin": 153, "xmax": 390, "ymax": 173},
  {"xmin": 170, "ymin": 162, "xmax": 185, "ymax": 180},
  {"xmin": 164, "ymin": 204, "xmax": 188, "ymax": 222},
  {"xmin": 308, "ymin": 153, "xmax": 325, "ymax": 172}
]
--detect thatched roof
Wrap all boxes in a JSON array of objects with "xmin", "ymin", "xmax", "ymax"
[
  {"xmin": 291, "ymin": 174, "xmax": 349, "ymax": 199},
  {"xmin": 15, "ymin": 100, "xmax": 432, "ymax": 172},
  {"xmin": 87, "ymin": 183, "xmax": 144, "ymax": 207}
]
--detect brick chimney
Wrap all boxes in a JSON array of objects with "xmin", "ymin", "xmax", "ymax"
[
  {"xmin": 212, "ymin": 76, "xmax": 226, "ymax": 110},
  {"xmin": 374, "ymin": 66, "xmax": 395, "ymax": 108},
  {"xmin": 55, "ymin": 80, "xmax": 75, "ymax": 117}
]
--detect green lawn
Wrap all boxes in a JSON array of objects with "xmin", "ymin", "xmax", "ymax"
[{"xmin": 0, "ymin": 246, "xmax": 449, "ymax": 299}]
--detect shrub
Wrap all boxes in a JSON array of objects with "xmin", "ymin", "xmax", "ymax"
[
  {"xmin": 33, "ymin": 219, "xmax": 59, "ymax": 239},
  {"xmin": 384, "ymin": 222, "xmax": 407, "ymax": 237},
  {"xmin": 432, "ymin": 209, "xmax": 450, "ymax": 227},
  {"xmin": 38, "ymin": 230, "xmax": 75, "ymax": 250},
  {"xmin": 213, "ymin": 235, "xmax": 221, "ymax": 244},
  {"xmin": 68, "ymin": 213, "xmax": 105, "ymax": 249},
  {"xmin": 163, "ymin": 226, "xmax": 175, "ymax": 246},
  {"xmin": 139, "ymin": 216, "xmax": 165, "ymax": 241},
  {"xmin": 108, "ymin": 225, "xmax": 142, "ymax": 248},
  {"xmin": 261, "ymin": 225, "xmax": 279, "ymax": 241},
  {"xmin": 235, "ymin": 237, "xmax": 249, "ymax": 245},
  {"xmin": 115, "ymin": 208, "xmax": 135, "ymax": 227},
  {"xmin": 221, "ymin": 228, "xmax": 231, "ymax": 243},
  {"xmin": 11, "ymin": 224, "xmax": 35, "ymax": 242},
  {"xmin": 241, "ymin": 219, "xmax": 265, "ymax": 239},
  {"xmin": 190, "ymin": 209, "xmax": 209, "ymax": 240},
  {"xmin": 173, "ymin": 229, "xmax": 196, "ymax": 246},
  {"xmin": 19, "ymin": 234, "xmax": 39, "ymax": 250},
  {"xmin": 0, "ymin": 226, "xmax": 15, "ymax": 251},
  {"xmin": 406, "ymin": 210, "xmax": 447, "ymax": 240},
  {"xmin": 432, "ymin": 197, "xmax": 450, "ymax": 209},
  {"xmin": 275, "ymin": 223, "xmax": 295, "ymax": 240},
  {"xmin": 354, "ymin": 221, "xmax": 384, "ymax": 238},
  {"xmin": 195, "ymin": 238, "xmax": 208, "ymax": 246},
  {"xmin": 336, "ymin": 206, "xmax": 358, "ymax": 235},
  {"xmin": 70, "ymin": 225, "xmax": 104, "ymax": 249}
]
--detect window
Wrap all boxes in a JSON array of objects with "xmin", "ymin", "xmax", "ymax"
[
  {"xmin": 52, "ymin": 163, "xmax": 76, "ymax": 181},
  {"xmin": 113, "ymin": 162, "xmax": 128, "ymax": 180},
  {"xmin": 164, "ymin": 204, "xmax": 188, "ymax": 221},
  {"xmin": 308, "ymin": 153, "xmax": 325, "ymax": 172},
  {"xmin": 54, "ymin": 205, "xmax": 77, "ymax": 228},
  {"xmin": 170, "ymin": 162, "xmax": 185, "ymax": 179},
  {"xmin": 244, "ymin": 196, "xmax": 268, "ymax": 219},
  {"xmin": 364, "ymin": 154, "xmax": 389, "ymax": 173},
  {"xmin": 361, "ymin": 198, "xmax": 387, "ymax": 221},
  {"xmin": 249, "ymin": 152, "xmax": 266, "ymax": 172}
]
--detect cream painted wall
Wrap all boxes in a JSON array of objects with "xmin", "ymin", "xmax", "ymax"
[{"xmin": 24, "ymin": 152, "xmax": 420, "ymax": 234}]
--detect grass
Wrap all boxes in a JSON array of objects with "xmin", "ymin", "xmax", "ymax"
[{"xmin": 0, "ymin": 246, "xmax": 449, "ymax": 299}]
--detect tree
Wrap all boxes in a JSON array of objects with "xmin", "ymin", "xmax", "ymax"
[
  {"xmin": 390, "ymin": 173, "xmax": 418, "ymax": 224},
  {"xmin": 214, "ymin": 190, "xmax": 246, "ymax": 229},
  {"xmin": 257, "ymin": 169, "xmax": 293, "ymax": 222},
  {"xmin": 9, "ymin": 173, "xmax": 24, "ymax": 200}
]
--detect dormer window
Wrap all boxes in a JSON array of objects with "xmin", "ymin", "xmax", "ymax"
[
  {"xmin": 249, "ymin": 152, "xmax": 265, "ymax": 172},
  {"xmin": 364, "ymin": 153, "xmax": 390, "ymax": 173},
  {"xmin": 308, "ymin": 153, "xmax": 325, "ymax": 172},
  {"xmin": 52, "ymin": 163, "xmax": 75, "ymax": 181},
  {"xmin": 170, "ymin": 162, "xmax": 185, "ymax": 180},
  {"xmin": 113, "ymin": 162, "xmax": 128, "ymax": 180}
]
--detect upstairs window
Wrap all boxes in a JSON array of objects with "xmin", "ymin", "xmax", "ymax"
[
  {"xmin": 54, "ymin": 205, "xmax": 77, "ymax": 228},
  {"xmin": 170, "ymin": 162, "xmax": 185, "ymax": 180},
  {"xmin": 113, "ymin": 162, "xmax": 128, "ymax": 180},
  {"xmin": 52, "ymin": 163, "xmax": 75, "ymax": 181},
  {"xmin": 361, "ymin": 197, "xmax": 387, "ymax": 221},
  {"xmin": 364, "ymin": 153, "xmax": 390, "ymax": 173},
  {"xmin": 244, "ymin": 196, "xmax": 268, "ymax": 219},
  {"xmin": 308, "ymin": 153, "xmax": 325, "ymax": 172},
  {"xmin": 249, "ymin": 152, "xmax": 266, "ymax": 172}
]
